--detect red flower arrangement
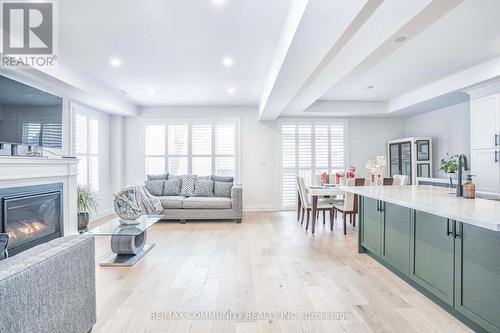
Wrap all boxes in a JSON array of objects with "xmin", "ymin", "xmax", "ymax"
[{"xmin": 320, "ymin": 171, "xmax": 329, "ymax": 184}]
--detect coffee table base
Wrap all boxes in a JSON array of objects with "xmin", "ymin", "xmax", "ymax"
[{"xmin": 99, "ymin": 243, "xmax": 155, "ymax": 268}]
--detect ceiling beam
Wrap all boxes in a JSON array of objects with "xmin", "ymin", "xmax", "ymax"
[
  {"xmin": 258, "ymin": 0, "xmax": 373, "ymax": 121},
  {"xmin": 388, "ymin": 56, "xmax": 500, "ymax": 113},
  {"xmin": 285, "ymin": 0, "xmax": 464, "ymax": 116}
]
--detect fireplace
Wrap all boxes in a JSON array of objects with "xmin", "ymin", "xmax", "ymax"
[{"xmin": 0, "ymin": 183, "xmax": 63, "ymax": 256}]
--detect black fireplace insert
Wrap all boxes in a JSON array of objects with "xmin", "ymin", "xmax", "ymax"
[{"xmin": 0, "ymin": 183, "xmax": 63, "ymax": 256}]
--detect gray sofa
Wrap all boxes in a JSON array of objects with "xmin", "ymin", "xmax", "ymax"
[
  {"xmin": 146, "ymin": 174, "xmax": 243, "ymax": 223},
  {"xmin": 0, "ymin": 235, "xmax": 96, "ymax": 333}
]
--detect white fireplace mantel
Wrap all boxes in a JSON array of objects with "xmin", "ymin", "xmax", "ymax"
[{"xmin": 0, "ymin": 156, "xmax": 79, "ymax": 235}]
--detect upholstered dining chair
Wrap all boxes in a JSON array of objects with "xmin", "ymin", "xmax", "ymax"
[
  {"xmin": 332, "ymin": 177, "xmax": 356, "ymax": 235},
  {"xmin": 297, "ymin": 176, "xmax": 334, "ymax": 231},
  {"xmin": 393, "ymin": 174, "xmax": 409, "ymax": 185},
  {"xmin": 383, "ymin": 178, "xmax": 394, "ymax": 185},
  {"xmin": 350, "ymin": 177, "xmax": 366, "ymax": 228}
]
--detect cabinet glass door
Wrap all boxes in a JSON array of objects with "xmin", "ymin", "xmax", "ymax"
[
  {"xmin": 401, "ymin": 142, "xmax": 412, "ymax": 183},
  {"xmin": 417, "ymin": 164, "xmax": 430, "ymax": 178},
  {"xmin": 389, "ymin": 144, "xmax": 400, "ymax": 177},
  {"xmin": 416, "ymin": 140, "xmax": 430, "ymax": 161}
]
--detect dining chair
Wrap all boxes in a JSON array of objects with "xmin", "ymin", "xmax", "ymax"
[
  {"xmin": 383, "ymin": 178, "xmax": 394, "ymax": 185},
  {"xmin": 296, "ymin": 177, "xmax": 303, "ymax": 221},
  {"xmin": 351, "ymin": 178, "xmax": 366, "ymax": 228},
  {"xmin": 393, "ymin": 175, "xmax": 409, "ymax": 185},
  {"xmin": 332, "ymin": 177, "xmax": 356, "ymax": 235},
  {"xmin": 297, "ymin": 176, "xmax": 334, "ymax": 231}
]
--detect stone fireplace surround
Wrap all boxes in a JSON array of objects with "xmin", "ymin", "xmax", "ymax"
[{"xmin": 0, "ymin": 157, "xmax": 78, "ymax": 242}]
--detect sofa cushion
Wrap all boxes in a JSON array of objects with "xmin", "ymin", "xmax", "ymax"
[
  {"xmin": 193, "ymin": 179, "xmax": 214, "ymax": 197},
  {"xmin": 182, "ymin": 197, "xmax": 231, "ymax": 209},
  {"xmin": 147, "ymin": 173, "xmax": 168, "ymax": 180},
  {"xmin": 158, "ymin": 196, "xmax": 185, "ymax": 209},
  {"xmin": 214, "ymin": 181, "xmax": 233, "ymax": 198},
  {"xmin": 163, "ymin": 178, "xmax": 181, "ymax": 196},
  {"xmin": 145, "ymin": 179, "xmax": 165, "ymax": 196},
  {"xmin": 212, "ymin": 175, "xmax": 234, "ymax": 183}
]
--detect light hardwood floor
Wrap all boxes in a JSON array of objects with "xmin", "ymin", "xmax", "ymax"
[{"xmin": 92, "ymin": 212, "xmax": 472, "ymax": 333}]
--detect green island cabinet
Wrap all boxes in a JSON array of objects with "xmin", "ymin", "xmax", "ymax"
[{"xmin": 358, "ymin": 196, "xmax": 500, "ymax": 333}]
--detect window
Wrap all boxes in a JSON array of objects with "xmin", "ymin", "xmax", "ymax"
[
  {"xmin": 280, "ymin": 120, "xmax": 346, "ymax": 208},
  {"xmin": 144, "ymin": 120, "xmax": 238, "ymax": 179},
  {"xmin": 75, "ymin": 114, "xmax": 100, "ymax": 192}
]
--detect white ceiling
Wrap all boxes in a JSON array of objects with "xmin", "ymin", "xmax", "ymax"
[
  {"xmin": 321, "ymin": 0, "xmax": 500, "ymax": 102},
  {"xmin": 58, "ymin": 0, "xmax": 291, "ymax": 106},
  {"xmin": 32, "ymin": 0, "xmax": 500, "ymax": 117}
]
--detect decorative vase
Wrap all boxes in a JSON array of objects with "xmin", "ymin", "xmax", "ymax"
[
  {"xmin": 448, "ymin": 172, "xmax": 456, "ymax": 188},
  {"xmin": 77, "ymin": 212, "xmax": 89, "ymax": 233}
]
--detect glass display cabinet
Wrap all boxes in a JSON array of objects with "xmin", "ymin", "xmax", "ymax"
[{"xmin": 388, "ymin": 137, "xmax": 433, "ymax": 184}]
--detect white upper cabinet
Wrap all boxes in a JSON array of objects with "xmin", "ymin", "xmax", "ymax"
[
  {"xmin": 471, "ymin": 94, "xmax": 500, "ymax": 150},
  {"xmin": 471, "ymin": 149, "xmax": 500, "ymax": 195}
]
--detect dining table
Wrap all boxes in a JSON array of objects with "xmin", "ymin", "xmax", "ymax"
[{"xmin": 305, "ymin": 184, "xmax": 344, "ymax": 233}]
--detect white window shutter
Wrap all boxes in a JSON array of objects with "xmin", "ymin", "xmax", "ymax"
[{"xmin": 280, "ymin": 121, "xmax": 346, "ymax": 209}]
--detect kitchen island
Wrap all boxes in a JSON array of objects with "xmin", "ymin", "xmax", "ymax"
[{"xmin": 342, "ymin": 185, "xmax": 500, "ymax": 333}]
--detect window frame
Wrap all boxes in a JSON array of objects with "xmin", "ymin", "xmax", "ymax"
[
  {"xmin": 142, "ymin": 118, "xmax": 240, "ymax": 181},
  {"xmin": 74, "ymin": 113, "xmax": 100, "ymax": 193},
  {"xmin": 278, "ymin": 118, "xmax": 348, "ymax": 210}
]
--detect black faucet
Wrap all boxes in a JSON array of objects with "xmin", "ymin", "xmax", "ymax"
[{"xmin": 456, "ymin": 154, "xmax": 470, "ymax": 197}]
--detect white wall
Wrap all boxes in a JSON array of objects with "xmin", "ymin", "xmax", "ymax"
[
  {"xmin": 405, "ymin": 102, "xmax": 470, "ymax": 177},
  {"xmin": 124, "ymin": 107, "xmax": 407, "ymax": 210},
  {"xmin": 125, "ymin": 106, "xmax": 279, "ymax": 211},
  {"xmin": 349, "ymin": 117, "xmax": 407, "ymax": 177}
]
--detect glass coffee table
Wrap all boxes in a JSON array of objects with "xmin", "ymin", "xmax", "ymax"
[{"xmin": 88, "ymin": 215, "xmax": 163, "ymax": 267}]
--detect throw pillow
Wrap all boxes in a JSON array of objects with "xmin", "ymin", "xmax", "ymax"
[
  {"xmin": 214, "ymin": 181, "xmax": 233, "ymax": 198},
  {"xmin": 147, "ymin": 173, "xmax": 168, "ymax": 180},
  {"xmin": 145, "ymin": 179, "xmax": 165, "ymax": 196},
  {"xmin": 212, "ymin": 175, "xmax": 234, "ymax": 183},
  {"xmin": 179, "ymin": 175, "xmax": 197, "ymax": 197},
  {"xmin": 163, "ymin": 178, "xmax": 181, "ymax": 196},
  {"xmin": 193, "ymin": 179, "xmax": 214, "ymax": 197},
  {"xmin": 197, "ymin": 175, "xmax": 212, "ymax": 181}
]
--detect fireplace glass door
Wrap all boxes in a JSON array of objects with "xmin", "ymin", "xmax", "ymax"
[{"xmin": 3, "ymin": 191, "xmax": 61, "ymax": 253}]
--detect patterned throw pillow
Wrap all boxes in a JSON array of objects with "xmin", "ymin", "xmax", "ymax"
[
  {"xmin": 145, "ymin": 180, "xmax": 165, "ymax": 196},
  {"xmin": 214, "ymin": 181, "xmax": 233, "ymax": 198},
  {"xmin": 163, "ymin": 178, "xmax": 181, "ymax": 196},
  {"xmin": 180, "ymin": 175, "xmax": 197, "ymax": 196},
  {"xmin": 193, "ymin": 179, "xmax": 214, "ymax": 197},
  {"xmin": 147, "ymin": 173, "xmax": 168, "ymax": 180}
]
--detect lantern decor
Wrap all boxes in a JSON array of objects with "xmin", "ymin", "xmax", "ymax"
[
  {"xmin": 366, "ymin": 156, "xmax": 387, "ymax": 186},
  {"xmin": 320, "ymin": 171, "xmax": 329, "ymax": 185}
]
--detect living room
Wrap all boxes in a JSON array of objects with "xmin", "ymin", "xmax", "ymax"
[{"xmin": 1, "ymin": 0, "xmax": 500, "ymax": 332}]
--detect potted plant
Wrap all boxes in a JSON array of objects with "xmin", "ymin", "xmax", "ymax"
[
  {"xmin": 77, "ymin": 185, "xmax": 98, "ymax": 233},
  {"xmin": 439, "ymin": 153, "xmax": 459, "ymax": 187}
]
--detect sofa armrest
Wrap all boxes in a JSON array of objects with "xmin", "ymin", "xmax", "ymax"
[
  {"xmin": 231, "ymin": 185, "xmax": 242, "ymax": 217},
  {"xmin": 0, "ymin": 235, "xmax": 96, "ymax": 333}
]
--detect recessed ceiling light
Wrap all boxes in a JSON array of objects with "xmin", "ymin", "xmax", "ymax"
[
  {"xmin": 222, "ymin": 56, "xmax": 234, "ymax": 67},
  {"xmin": 394, "ymin": 36, "xmax": 407, "ymax": 43},
  {"xmin": 212, "ymin": 0, "xmax": 225, "ymax": 6},
  {"xmin": 227, "ymin": 87, "xmax": 236, "ymax": 94},
  {"xmin": 366, "ymin": 85, "xmax": 374, "ymax": 90},
  {"xmin": 147, "ymin": 88, "xmax": 156, "ymax": 95},
  {"xmin": 110, "ymin": 57, "xmax": 122, "ymax": 67}
]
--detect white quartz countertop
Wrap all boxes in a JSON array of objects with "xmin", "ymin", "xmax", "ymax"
[{"xmin": 341, "ymin": 185, "xmax": 500, "ymax": 232}]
